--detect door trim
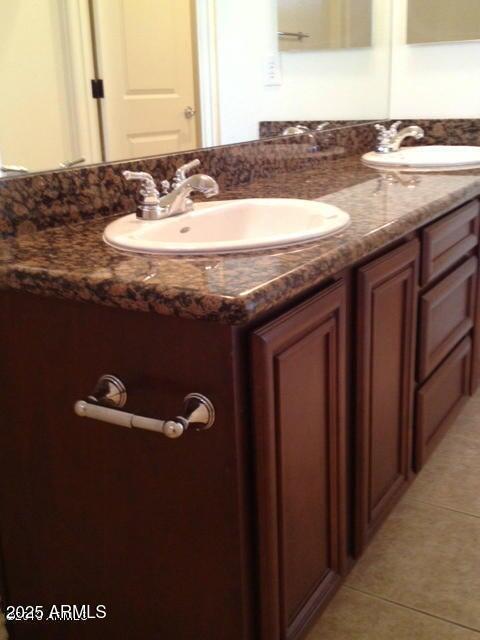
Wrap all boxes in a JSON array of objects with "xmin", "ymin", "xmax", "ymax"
[
  {"xmin": 63, "ymin": 0, "xmax": 103, "ymax": 164},
  {"xmin": 195, "ymin": 0, "xmax": 220, "ymax": 148}
]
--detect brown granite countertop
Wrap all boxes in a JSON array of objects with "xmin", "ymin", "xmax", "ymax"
[{"xmin": 2, "ymin": 155, "xmax": 480, "ymax": 325}]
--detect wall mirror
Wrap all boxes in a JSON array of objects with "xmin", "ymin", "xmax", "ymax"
[{"xmin": 0, "ymin": 0, "xmax": 393, "ymax": 178}]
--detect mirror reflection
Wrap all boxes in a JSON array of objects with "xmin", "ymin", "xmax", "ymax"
[
  {"xmin": 407, "ymin": 0, "xmax": 480, "ymax": 45},
  {"xmin": 0, "ymin": 0, "xmax": 393, "ymax": 176},
  {"xmin": 278, "ymin": 0, "xmax": 372, "ymax": 51}
]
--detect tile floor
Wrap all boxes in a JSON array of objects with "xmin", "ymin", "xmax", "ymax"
[{"xmin": 307, "ymin": 392, "xmax": 480, "ymax": 639}]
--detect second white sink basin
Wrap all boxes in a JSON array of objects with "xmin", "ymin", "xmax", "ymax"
[
  {"xmin": 362, "ymin": 145, "xmax": 480, "ymax": 171},
  {"xmin": 104, "ymin": 198, "xmax": 350, "ymax": 254}
]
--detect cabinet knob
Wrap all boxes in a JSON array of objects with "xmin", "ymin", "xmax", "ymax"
[{"xmin": 74, "ymin": 375, "xmax": 215, "ymax": 440}]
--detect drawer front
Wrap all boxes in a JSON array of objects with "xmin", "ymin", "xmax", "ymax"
[
  {"xmin": 415, "ymin": 336, "xmax": 472, "ymax": 469},
  {"xmin": 421, "ymin": 199, "xmax": 479, "ymax": 287},
  {"xmin": 418, "ymin": 256, "xmax": 477, "ymax": 382}
]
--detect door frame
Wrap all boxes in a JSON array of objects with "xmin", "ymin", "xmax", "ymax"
[
  {"xmin": 195, "ymin": 0, "xmax": 221, "ymax": 148},
  {"xmin": 62, "ymin": 0, "xmax": 103, "ymax": 164}
]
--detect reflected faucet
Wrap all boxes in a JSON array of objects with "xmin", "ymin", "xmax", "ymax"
[
  {"xmin": 373, "ymin": 171, "xmax": 420, "ymax": 196},
  {"xmin": 282, "ymin": 122, "xmax": 331, "ymax": 152},
  {"xmin": 0, "ymin": 163, "xmax": 28, "ymax": 177},
  {"xmin": 282, "ymin": 122, "xmax": 330, "ymax": 136}
]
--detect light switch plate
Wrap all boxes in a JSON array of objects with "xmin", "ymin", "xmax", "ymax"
[{"xmin": 264, "ymin": 53, "xmax": 282, "ymax": 86}]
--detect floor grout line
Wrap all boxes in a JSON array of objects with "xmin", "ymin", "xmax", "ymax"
[
  {"xmin": 404, "ymin": 496, "xmax": 480, "ymax": 521},
  {"xmin": 344, "ymin": 585, "xmax": 480, "ymax": 635}
]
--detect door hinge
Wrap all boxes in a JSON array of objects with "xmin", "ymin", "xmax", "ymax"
[{"xmin": 91, "ymin": 79, "xmax": 104, "ymax": 99}]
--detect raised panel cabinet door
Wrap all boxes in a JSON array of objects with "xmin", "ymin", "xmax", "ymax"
[
  {"xmin": 251, "ymin": 281, "xmax": 347, "ymax": 640},
  {"xmin": 356, "ymin": 239, "xmax": 419, "ymax": 551}
]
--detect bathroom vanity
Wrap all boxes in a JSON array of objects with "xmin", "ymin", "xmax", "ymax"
[{"xmin": 2, "ymin": 135, "xmax": 480, "ymax": 640}]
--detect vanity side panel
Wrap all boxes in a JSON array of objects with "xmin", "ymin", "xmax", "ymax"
[{"xmin": 0, "ymin": 291, "xmax": 254, "ymax": 640}]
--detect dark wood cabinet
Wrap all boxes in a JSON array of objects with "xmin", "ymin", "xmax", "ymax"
[
  {"xmin": 418, "ymin": 256, "xmax": 477, "ymax": 382},
  {"xmin": 471, "ymin": 239, "xmax": 480, "ymax": 393},
  {"xmin": 421, "ymin": 199, "xmax": 479, "ymax": 287},
  {"xmin": 251, "ymin": 281, "xmax": 347, "ymax": 640},
  {"xmin": 0, "ymin": 292, "xmax": 254, "ymax": 640},
  {"xmin": 3, "ymin": 196, "xmax": 480, "ymax": 640},
  {"xmin": 355, "ymin": 239, "xmax": 419, "ymax": 550},
  {"xmin": 416, "ymin": 336, "xmax": 472, "ymax": 469}
]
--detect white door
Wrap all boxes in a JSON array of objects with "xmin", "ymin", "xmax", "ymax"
[{"xmin": 93, "ymin": 0, "xmax": 199, "ymax": 161}]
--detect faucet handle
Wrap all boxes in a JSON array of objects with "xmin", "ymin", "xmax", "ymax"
[
  {"xmin": 389, "ymin": 120, "xmax": 402, "ymax": 134},
  {"xmin": 374, "ymin": 121, "xmax": 403, "ymax": 153},
  {"xmin": 375, "ymin": 121, "xmax": 402, "ymax": 137},
  {"xmin": 123, "ymin": 170, "xmax": 158, "ymax": 192},
  {"xmin": 123, "ymin": 171, "xmax": 164, "ymax": 220},
  {"xmin": 174, "ymin": 159, "xmax": 201, "ymax": 184}
]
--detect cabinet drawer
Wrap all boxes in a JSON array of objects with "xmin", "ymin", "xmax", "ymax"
[
  {"xmin": 418, "ymin": 256, "xmax": 477, "ymax": 382},
  {"xmin": 415, "ymin": 336, "xmax": 472, "ymax": 469},
  {"xmin": 421, "ymin": 199, "xmax": 479, "ymax": 287}
]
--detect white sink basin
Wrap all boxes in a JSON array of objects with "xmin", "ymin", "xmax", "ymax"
[
  {"xmin": 362, "ymin": 145, "xmax": 480, "ymax": 171},
  {"xmin": 104, "ymin": 198, "xmax": 350, "ymax": 255}
]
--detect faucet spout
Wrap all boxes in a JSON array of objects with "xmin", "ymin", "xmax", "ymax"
[
  {"xmin": 158, "ymin": 174, "xmax": 219, "ymax": 216},
  {"xmin": 390, "ymin": 125, "xmax": 424, "ymax": 151},
  {"xmin": 183, "ymin": 174, "xmax": 220, "ymax": 198}
]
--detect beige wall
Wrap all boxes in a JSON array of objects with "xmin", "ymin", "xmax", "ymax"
[
  {"xmin": 408, "ymin": 0, "xmax": 480, "ymax": 44},
  {"xmin": 0, "ymin": 0, "xmax": 75, "ymax": 171}
]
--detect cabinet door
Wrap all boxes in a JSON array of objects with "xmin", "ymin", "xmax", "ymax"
[
  {"xmin": 356, "ymin": 239, "xmax": 419, "ymax": 550},
  {"xmin": 251, "ymin": 281, "xmax": 347, "ymax": 640}
]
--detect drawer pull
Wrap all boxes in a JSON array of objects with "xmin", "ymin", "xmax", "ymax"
[{"xmin": 74, "ymin": 375, "xmax": 215, "ymax": 439}]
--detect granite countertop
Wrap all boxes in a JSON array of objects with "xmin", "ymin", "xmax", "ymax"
[{"xmin": 1, "ymin": 155, "xmax": 480, "ymax": 325}]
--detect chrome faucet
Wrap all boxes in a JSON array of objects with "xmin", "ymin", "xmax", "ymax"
[
  {"xmin": 123, "ymin": 160, "xmax": 219, "ymax": 220},
  {"xmin": 374, "ymin": 121, "xmax": 424, "ymax": 153}
]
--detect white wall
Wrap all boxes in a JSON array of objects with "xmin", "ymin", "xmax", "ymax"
[
  {"xmin": 214, "ymin": 0, "xmax": 393, "ymax": 144},
  {"xmin": 390, "ymin": 0, "xmax": 480, "ymax": 118}
]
